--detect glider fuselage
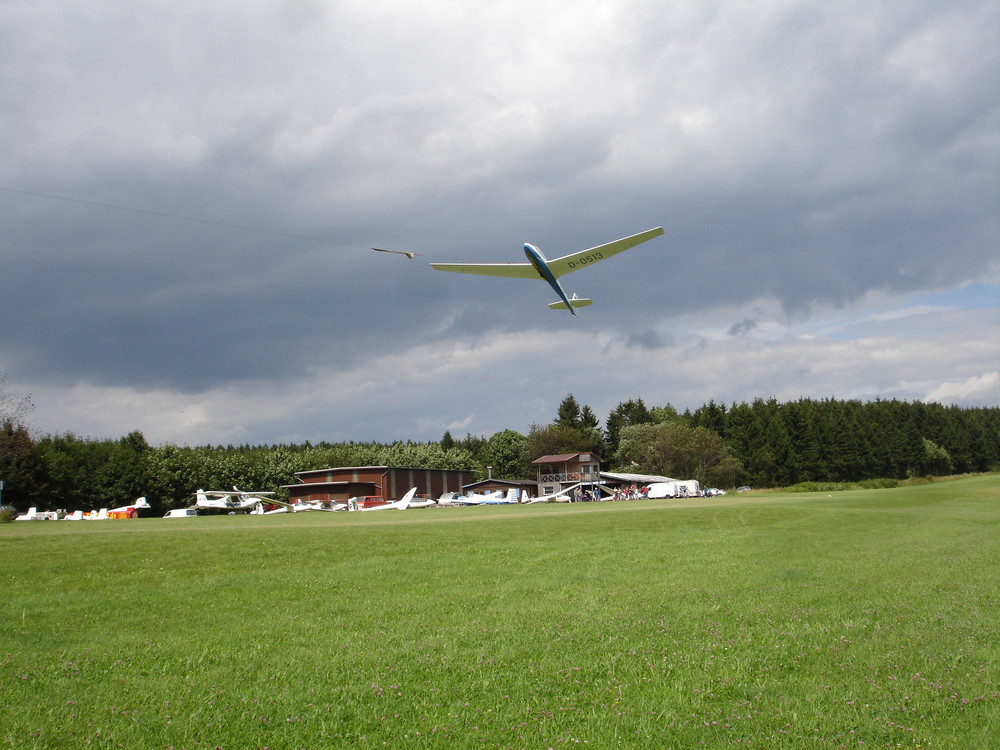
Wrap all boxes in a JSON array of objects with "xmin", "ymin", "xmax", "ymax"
[{"xmin": 523, "ymin": 243, "xmax": 578, "ymax": 315}]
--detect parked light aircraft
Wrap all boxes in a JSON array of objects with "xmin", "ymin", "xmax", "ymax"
[
  {"xmin": 478, "ymin": 488, "xmax": 521, "ymax": 504},
  {"xmin": 430, "ymin": 227, "xmax": 664, "ymax": 315},
  {"xmin": 17, "ymin": 496, "xmax": 151, "ymax": 521},
  {"xmin": 449, "ymin": 490, "xmax": 503, "ymax": 505},
  {"xmin": 106, "ymin": 496, "xmax": 151, "ymax": 519},
  {"xmin": 351, "ymin": 487, "xmax": 417, "ymax": 511},
  {"xmin": 525, "ymin": 483, "xmax": 583, "ymax": 504},
  {"xmin": 14, "ymin": 507, "xmax": 58, "ymax": 521},
  {"xmin": 435, "ymin": 492, "xmax": 474, "ymax": 506},
  {"xmin": 252, "ymin": 497, "xmax": 346, "ymax": 514},
  {"xmin": 406, "ymin": 494, "xmax": 439, "ymax": 509},
  {"xmin": 195, "ymin": 487, "xmax": 276, "ymax": 513}
]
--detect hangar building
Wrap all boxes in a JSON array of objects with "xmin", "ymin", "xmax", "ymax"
[{"xmin": 283, "ymin": 466, "xmax": 473, "ymax": 504}]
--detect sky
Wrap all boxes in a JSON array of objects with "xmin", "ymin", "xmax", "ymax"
[{"xmin": 2, "ymin": 0, "xmax": 998, "ymax": 447}]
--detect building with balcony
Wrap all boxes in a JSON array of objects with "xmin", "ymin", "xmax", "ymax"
[{"xmin": 531, "ymin": 452, "xmax": 602, "ymax": 496}]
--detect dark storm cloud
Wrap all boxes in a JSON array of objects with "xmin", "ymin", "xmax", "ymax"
[
  {"xmin": 618, "ymin": 326, "xmax": 672, "ymax": 351},
  {"xmin": 727, "ymin": 319, "xmax": 757, "ymax": 338},
  {"xmin": 1, "ymin": 0, "xmax": 997, "ymax": 443}
]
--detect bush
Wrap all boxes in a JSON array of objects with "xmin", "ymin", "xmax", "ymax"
[
  {"xmin": 787, "ymin": 482, "xmax": 852, "ymax": 493},
  {"xmin": 786, "ymin": 478, "xmax": 900, "ymax": 493},
  {"xmin": 858, "ymin": 478, "xmax": 899, "ymax": 490},
  {"xmin": 0, "ymin": 506, "xmax": 16, "ymax": 523}
]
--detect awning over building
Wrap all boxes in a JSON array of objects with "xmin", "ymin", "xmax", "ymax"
[
  {"xmin": 599, "ymin": 471, "xmax": 676, "ymax": 484},
  {"xmin": 463, "ymin": 478, "xmax": 537, "ymax": 492}
]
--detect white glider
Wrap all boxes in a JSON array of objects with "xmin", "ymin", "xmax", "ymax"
[
  {"xmin": 355, "ymin": 487, "xmax": 418, "ymax": 512},
  {"xmin": 430, "ymin": 227, "xmax": 664, "ymax": 315},
  {"xmin": 524, "ymin": 483, "xmax": 583, "ymax": 504}
]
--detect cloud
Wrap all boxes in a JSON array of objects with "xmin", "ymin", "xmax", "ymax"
[
  {"xmin": 923, "ymin": 372, "xmax": 1000, "ymax": 407},
  {"xmin": 18, "ymin": 291, "xmax": 997, "ymax": 446},
  {"xmin": 727, "ymin": 319, "xmax": 758, "ymax": 337},
  {"xmin": 625, "ymin": 329, "xmax": 672, "ymax": 350},
  {"xmin": 1, "ymin": 0, "xmax": 997, "ymax": 444}
]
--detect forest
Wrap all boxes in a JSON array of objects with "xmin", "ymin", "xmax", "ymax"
[{"xmin": 2, "ymin": 391, "xmax": 998, "ymax": 516}]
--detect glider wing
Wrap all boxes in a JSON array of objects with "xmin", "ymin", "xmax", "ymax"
[
  {"xmin": 429, "ymin": 261, "xmax": 540, "ymax": 279},
  {"xmin": 545, "ymin": 227, "xmax": 665, "ymax": 279}
]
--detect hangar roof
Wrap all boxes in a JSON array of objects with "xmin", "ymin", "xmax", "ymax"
[{"xmin": 600, "ymin": 471, "xmax": 676, "ymax": 484}]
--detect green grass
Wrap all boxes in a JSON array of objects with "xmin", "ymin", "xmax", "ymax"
[{"xmin": 2, "ymin": 475, "xmax": 998, "ymax": 748}]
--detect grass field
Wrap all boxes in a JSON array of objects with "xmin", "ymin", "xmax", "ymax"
[{"xmin": 2, "ymin": 475, "xmax": 998, "ymax": 748}]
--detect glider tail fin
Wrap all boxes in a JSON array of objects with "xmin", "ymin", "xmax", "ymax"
[
  {"xmin": 397, "ymin": 487, "xmax": 417, "ymax": 510},
  {"xmin": 548, "ymin": 296, "xmax": 593, "ymax": 313}
]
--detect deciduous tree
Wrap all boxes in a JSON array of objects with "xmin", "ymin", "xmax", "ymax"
[
  {"xmin": 0, "ymin": 418, "xmax": 45, "ymax": 510},
  {"xmin": 484, "ymin": 429, "xmax": 530, "ymax": 479},
  {"xmin": 614, "ymin": 421, "xmax": 743, "ymax": 486},
  {"xmin": 604, "ymin": 398, "xmax": 652, "ymax": 456}
]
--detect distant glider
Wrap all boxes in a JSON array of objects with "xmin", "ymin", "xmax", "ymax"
[
  {"xmin": 430, "ymin": 227, "xmax": 664, "ymax": 315},
  {"xmin": 373, "ymin": 247, "xmax": 417, "ymax": 259}
]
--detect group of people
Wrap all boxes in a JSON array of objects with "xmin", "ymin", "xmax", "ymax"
[
  {"xmin": 569, "ymin": 484, "xmax": 649, "ymax": 502},
  {"xmin": 607, "ymin": 484, "xmax": 649, "ymax": 501}
]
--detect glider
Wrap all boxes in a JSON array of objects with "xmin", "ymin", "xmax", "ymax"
[
  {"xmin": 354, "ymin": 487, "xmax": 417, "ymax": 512},
  {"xmin": 373, "ymin": 247, "xmax": 417, "ymax": 259},
  {"xmin": 524, "ymin": 482, "xmax": 583, "ymax": 504},
  {"xmin": 429, "ymin": 227, "xmax": 664, "ymax": 315}
]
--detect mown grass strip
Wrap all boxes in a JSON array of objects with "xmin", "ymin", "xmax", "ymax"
[{"xmin": 2, "ymin": 475, "xmax": 997, "ymax": 747}]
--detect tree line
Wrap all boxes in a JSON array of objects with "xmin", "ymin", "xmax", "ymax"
[
  {"xmin": 2, "ymin": 387, "xmax": 998, "ymax": 515},
  {"xmin": 686, "ymin": 397, "xmax": 999, "ymax": 486},
  {"xmin": 2, "ymin": 433, "xmax": 483, "ymax": 515},
  {"xmin": 518, "ymin": 395, "xmax": 999, "ymax": 488}
]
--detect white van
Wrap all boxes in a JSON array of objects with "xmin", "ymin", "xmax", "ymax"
[
  {"xmin": 163, "ymin": 508, "xmax": 198, "ymax": 518},
  {"xmin": 647, "ymin": 480, "xmax": 701, "ymax": 499}
]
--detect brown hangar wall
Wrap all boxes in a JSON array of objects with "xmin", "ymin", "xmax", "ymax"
[{"xmin": 284, "ymin": 466, "xmax": 473, "ymax": 503}]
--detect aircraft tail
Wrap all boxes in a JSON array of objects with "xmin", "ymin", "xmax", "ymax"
[
  {"xmin": 397, "ymin": 487, "xmax": 417, "ymax": 510},
  {"xmin": 548, "ymin": 296, "xmax": 592, "ymax": 312}
]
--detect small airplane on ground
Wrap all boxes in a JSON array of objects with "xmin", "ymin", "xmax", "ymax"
[
  {"xmin": 454, "ymin": 490, "xmax": 504, "ymax": 505},
  {"xmin": 15, "ymin": 497, "xmax": 151, "ymax": 521},
  {"xmin": 105, "ymin": 496, "xmax": 151, "ymax": 519},
  {"xmin": 525, "ymin": 483, "xmax": 583, "ymax": 504},
  {"xmin": 406, "ymin": 494, "xmax": 439, "ymax": 509},
  {"xmin": 14, "ymin": 507, "xmax": 59, "ymax": 521},
  {"xmin": 195, "ymin": 487, "xmax": 276, "ymax": 513},
  {"xmin": 251, "ymin": 498, "xmax": 347, "ymax": 514},
  {"xmin": 430, "ymin": 227, "xmax": 664, "ymax": 315},
  {"xmin": 478, "ymin": 489, "xmax": 521, "ymax": 504},
  {"xmin": 435, "ymin": 492, "xmax": 474, "ymax": 506},
  {"xmin": 351, "ymin": 487, "xmax": 417, "ymax": 511}
]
